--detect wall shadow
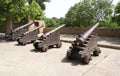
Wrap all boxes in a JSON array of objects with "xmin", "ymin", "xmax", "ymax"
[{"xmin": 98, "ymin": 37, "xmax": 120, "ymax": 45}]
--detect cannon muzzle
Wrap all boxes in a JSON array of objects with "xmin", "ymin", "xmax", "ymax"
[
  {"xmin": 14, "ymin": 21, "xmax": 34, "ymax": 32},
  {"xmin": 77, "ymin": 23, "xmax": 99, "ymax": 44},
  {"xmin": 45, "ymin": 24, "xmax": 65, "ymax": 36},
  {"xmin": 23, "ymin": 24, "xmax": 44, "ymax": 35}
]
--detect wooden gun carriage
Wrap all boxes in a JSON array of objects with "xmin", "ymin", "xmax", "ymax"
[
  {"xmin": 33, "ymin": 24, "xmax": 65, "ymax": 52},
  {"xmin": 66, "ymin": 23, "xmax": 101, "ymax": 64},
  {"xmin": 5, "ymin": 21, "xmax": 36, "ymax": 41},
  {"xmin": 17, "ymin": 23, "xmax": 43, "ymax": 45}
]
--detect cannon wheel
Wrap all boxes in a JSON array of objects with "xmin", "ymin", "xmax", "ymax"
[
  {"xmin": 18, "ymin": 39, "xmax": 27, "ymax": 45},
  {"xmin": 21, "ymin": 42, "xmax": 27, "ymax": 45},
  {"xmin": 41, "ymin": 45, "xmax": 48, "ymax": 52},
  {"xmin": 66, "ymin": 51, "xmax": 73, "ymax": 60},
  {"xmin": 17, "ymin": 39, "xmax": 23, "ymax": 45},
  {"xmin": 34, "ymin": 42, "xmax": 39, "ymax": 49},
  {"xmin": 56, "ymin": 42, "xmax": 62, "ymax": 48},
  {"xmin": 82, "ymin": 55, "xmax": 91, "ymax": 64},
  {"xmin": 17, "ymin": 39, "xmax": 21, "ymax": 44},
  {"xmin": 93, "ymin": 48, "xmax": 101, "ymax": 56},
  {"xmin": 31, "ymin": 40, "xmax": 35, "ymax": 43},
  {"xmin": 49, "ymin": 45, "xmax": 54, "ymax": 48}
]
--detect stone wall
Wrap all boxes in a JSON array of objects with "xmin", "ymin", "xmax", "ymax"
[
  {"xmin": 44, "ymin": 28, "xmax": 120, "ymax": 37},
  {"xmin": 0, "ymin": 22, "xmax": 26, "ymax": 33},
  {"xmin": 0, "ymin": 20, "xmax": 45, "ymax": 33},
  {"xmin": 0, "ymin": 25, "xmax": 120, "ymax": 37},
  {"xmin": 0, "ymin": 25, "xmax": 6, "ymax": 33}
]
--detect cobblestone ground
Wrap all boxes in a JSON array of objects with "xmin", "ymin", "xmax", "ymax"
[{"xmin": 0, "ymin": 41, "xmax": 120, "ymax": 76}]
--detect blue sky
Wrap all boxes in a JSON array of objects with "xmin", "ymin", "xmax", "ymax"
[{"xmin": 44, "ymin": 0, "xmax": 120, "ymax": 18}]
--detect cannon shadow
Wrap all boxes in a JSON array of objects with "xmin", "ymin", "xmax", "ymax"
[
  {"xmin": 61, "ymin": 56, "xmax": 87, "ymax": 66},
  {"xmin": 30, "ymin": 49, "xmax": 42, "ymax": 53}
]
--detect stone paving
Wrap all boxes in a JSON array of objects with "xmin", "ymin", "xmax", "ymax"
[
  {"xmin": 0, "ymin": 33, "xmax": 120, "ymax": 76},
  {"xmin": 60, "ymin": 34, "xmax": 120, "ymax": 49},
  {"xmin": 0, "ymin": 40, "xmax": 120, "ymax": 76}
]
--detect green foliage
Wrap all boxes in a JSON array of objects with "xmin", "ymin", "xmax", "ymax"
[
  {"xmin": 0, "ymin": 0, "xmax": 26, "ymax": 17},
  {"xmin": 0, "ymin": 0, "xmax": 50, "ymax": 34},
  {"xmin": 100, "ymin": 19, "xmax": 119, "ymax": 28},
  {"xmin": 0, "ymin": 0, "xmax": 47, "ymax": 24},
  {"xmin": 0, "ymin": 15, "xmax": 6, "ymax": 25},
  {"xmin": 113, "ymin": 2, "xmax": 120, "ymax": 26},
  {"xmin": 26, "ymin": 0, "xmax": 44, "ymax": 20},
  {"xmin": 44, "ymin": 17, "xmax": 65, "ymax": 27},
  {"xmin": 115, "ymin": 2, "xmax": 120, "ymax": 14},
  {"xmin": 0, "ymin": 0, "xmax": 26, "ymax": 24},
  {"xmin": 28, "ymin": 0, "xmax": 50, "ymax": 10},
  {"xmin": 59, "ymin": 17, "xmax": 65, "ymax": 25},
  {"xmin": 44, "ymin": 18, "xmax": 59, "ymax": 27},
  {"xmin": 65, "ymin": 0, "xmax": 113, "ymax": 28}
]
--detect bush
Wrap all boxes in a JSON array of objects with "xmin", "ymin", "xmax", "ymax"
[{"xmin": 100, "ymin": 20, "xmax": 119, "ymax": 28}]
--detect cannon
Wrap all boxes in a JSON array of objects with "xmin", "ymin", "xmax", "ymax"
[
  {"xmin": 17, "ymin": 23, "xmax": 44, "ymax": 45},
  {"xmin": 66, "ymin": 23, "xmax": 101, "ymax": 64},
  {"xmin": 33, "ymin": 24, "xmax": 65, "ymax": 52},
  {"xmin": 5, "ymin": 21, "xmax": 35, "ymax": 41}
]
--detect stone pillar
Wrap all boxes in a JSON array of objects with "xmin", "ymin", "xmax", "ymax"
[{"xmin": 35, "ymin": 20, "xmax": 45, "ymax": 34}]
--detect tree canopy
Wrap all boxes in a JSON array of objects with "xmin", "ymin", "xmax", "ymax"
[
  {"xmin": 0, "ymin": 0, "xmax": 50, "ymax": 34},
  {"xmin": 28, "ymin": 0, "xmax": 50, "ymax": 10},
  {"xmin": 44, "ymin": 17, "xmax": 65, "ymax": 27},
  {"xmin": 0, "ymin": 0, "xmax": 120, "ymax": 31},
  {"xmin": 0, "ymin": 0, "xmax": 26, "ymax": 23},
  {"xmin": 65, "ymin": 0, "xmax": 113, "ymax": 27},
  {"xmin": 113, "ymin": 2, "xmax": 120, "ymax": 26}
]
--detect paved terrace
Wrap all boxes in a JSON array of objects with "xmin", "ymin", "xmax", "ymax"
[
  {"xmin": 0, "ymin": 33, "xmax": 120, "ymax": 76},
  {"xmin": 60, "ymin": 34, "xmax": 120, "ymax": 50}
]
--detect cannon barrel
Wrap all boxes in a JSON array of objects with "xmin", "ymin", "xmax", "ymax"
[
  {"xmin": 45, "ymin": 24, "xmax": 65, "ymax": 36},
  {"xmin": 77, "ymin": 23, "xmax": 99, "ymax": 44},
  {"xmin": 14, "ymin": 21, "xmax": 34, "ymax": 32},
  {"xmin": 23, "ymin": 24, "xmax": 44, "ymax": 35}
]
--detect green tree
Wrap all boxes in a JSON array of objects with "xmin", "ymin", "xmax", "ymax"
[
  {"xmin": 59, "ymin": 17, "xmax": 65, "ymax": 25},
  {"xmin": 24, "ymin": 0, "xmax": 44, "ymax": 22},
  {"xmin": 44, "ymin": 17, "xmax": 65, "ymax": 27},
  {"xmin": 0, "ymin": 0, "xmax": 27, "ymax": 34},
  {"xmin": 28, "ymin": 0, "xmax": 50, "ymax": 10},
  {"xmin": 113, "ymin": 2, "xmax": 120, "ymax": 26},
  {"xmin": 44, "ymin": 18, "xmax": 59, "ymax": 27},
  {"xmin": 0, "ymin": 0, "xmax": 48, "ymax": 34},
  {"xmin": 100, "ymin": 19, "xmax": 119, "ymax": 28},
  {"xmin": 26, "ymin": 0, "xmax": 50, "ymax": 22},
  {"xmin": 65, "ymin": 0, "xmax": 113, "ymax": 27}
]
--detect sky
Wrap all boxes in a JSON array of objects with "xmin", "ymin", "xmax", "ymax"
[{"xmin": 44, "ymin": 0, "xmax": 120, "ymax": 18}]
